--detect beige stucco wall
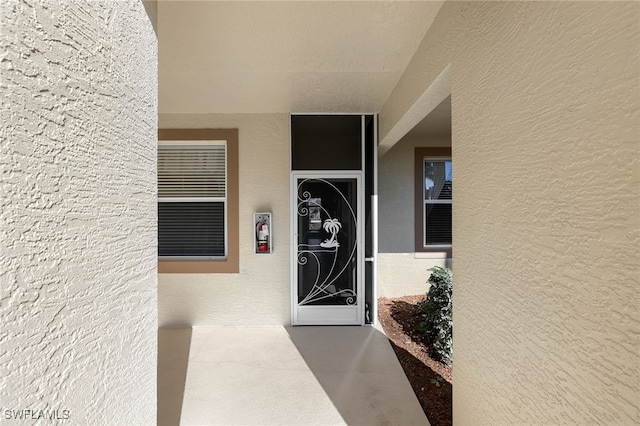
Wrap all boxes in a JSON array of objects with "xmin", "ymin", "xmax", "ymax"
[
  {"xmin": 381, "ymin": 2, "xmax": 639, "ymax": 424},
  {"xmin": 378, "ymin": 254, "xmax": 448, "ymax": 298},
  {"xmin": 0, "ymin": 0, "xmax": 157, "ymax": 424},
  {"xmin": 378, "ymin": 134, "xmax": 450, "ymax": 297},
  {"xmin": 158, "ymin": 114, "xmax": 291, "ymax": 326}
]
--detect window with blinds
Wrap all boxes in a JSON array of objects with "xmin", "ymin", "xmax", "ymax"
[
  {"xmin": 158, "ymin": 141, "xmax": 227, "ymax": 258},
  {"xmin": 424, "ymin": 158, "xmax": 452, "ymax": 247}
]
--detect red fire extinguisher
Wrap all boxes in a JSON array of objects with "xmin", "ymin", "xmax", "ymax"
[{"xmin": 257, "ymin": 221, "xmax": 269, "ymax": 252}]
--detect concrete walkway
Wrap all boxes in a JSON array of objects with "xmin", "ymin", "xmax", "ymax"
[{"xmin": 158, "ymin": 326, "xmax": 429, "ymax": 426}]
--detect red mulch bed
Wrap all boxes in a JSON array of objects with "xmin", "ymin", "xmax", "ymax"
[{"xmin": 378, "ymin": 295, "xmax": 452, "ymax": 426}]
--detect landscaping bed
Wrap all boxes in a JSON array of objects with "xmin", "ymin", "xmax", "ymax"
[{"xmin": 378, "ymin": 295, "xmax": 453, "ymax": 426}]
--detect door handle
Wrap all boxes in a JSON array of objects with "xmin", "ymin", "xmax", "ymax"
[{"xmin": 365, "ymin": 257, "xmax": 375, "ymax": 262}]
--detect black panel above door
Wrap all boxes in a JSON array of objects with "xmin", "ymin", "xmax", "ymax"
[{"xmin": 291, "ymin": 115, "xmax": 362, "ymax": 170}]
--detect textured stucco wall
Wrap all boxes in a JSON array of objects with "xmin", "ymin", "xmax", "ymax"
[
  {"xmin": 158, "ymin": 114, "xmax": 290, "ymax": 326},
  {"xmin": 0, "ymin": 1, "xmax": 157, "ymax": 424},
  {"xmin": 378, "ymin": 254, "xmax": 447, "ymax": 298},
  {"xmin": 381, "ymin": 2, "xmax": 639, "ymax": 424},
  {"xmin": 378, "ymin": 134, "xmax": 450, "ymax": 297}
]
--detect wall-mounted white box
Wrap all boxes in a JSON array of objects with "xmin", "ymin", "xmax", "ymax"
[{"xmin": 254, "ymin": 212, "xmax": 272, "ymax": 254}]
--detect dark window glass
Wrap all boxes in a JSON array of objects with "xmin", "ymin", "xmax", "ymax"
[
  {"xmin": 158, "ymin": 202, "xmax": 225, "ymax": 257},
  {"xmin": 425, "ymin": 204, "xmax": 452, "ymax": 245}
]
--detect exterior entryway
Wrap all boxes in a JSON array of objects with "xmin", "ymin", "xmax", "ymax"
[
  {"xmin": 291, "ymin": 173, "xmax": 363, "ymax": 325},
  {"xmin": 290, "ymin": 114, "xmax": 377, "ymax": 326},
  {"xmin": 158, "ymin": 326, "xmax": 429, "ymax": 425}
]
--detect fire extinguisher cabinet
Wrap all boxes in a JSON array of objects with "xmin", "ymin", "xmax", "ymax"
[{"xmin": 254, "ymin": 212, "xmax": 272, "ymax": 254}]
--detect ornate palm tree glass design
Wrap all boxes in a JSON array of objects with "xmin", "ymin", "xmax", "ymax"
[
  {"xmin": 296, "ymin": 178, "xmax": 358, "ymax": 306},
  {"xmin": 320, "ymin": 218, "xmax": 341, "ymax": 248}
]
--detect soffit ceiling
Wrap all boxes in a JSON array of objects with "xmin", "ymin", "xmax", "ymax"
[
  {"xmin": 158, "ymin": 1, "xmax": 444, "ymax": 114},
  {"xmin": 404, "ymin": 95, "xmax": 451, "ymax": 139}
]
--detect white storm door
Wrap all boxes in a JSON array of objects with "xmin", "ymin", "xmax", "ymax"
[{"xmin": 291, "ymin": 173, "xmax": 364, "ymax": 325}]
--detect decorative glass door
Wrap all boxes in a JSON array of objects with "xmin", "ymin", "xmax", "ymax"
[{"xmin": 291, "ymin": 173, "xmax": 363, "ymax": 325}]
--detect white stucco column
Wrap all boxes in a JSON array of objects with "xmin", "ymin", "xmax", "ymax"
[{"xmin": 0, "ymin": 0, "xmax": 158, "ymax": 423}]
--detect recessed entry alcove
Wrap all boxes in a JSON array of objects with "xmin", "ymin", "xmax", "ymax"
[{"xmin": 290, "ymin": 114, "xmax": 377, "ymax": 325}]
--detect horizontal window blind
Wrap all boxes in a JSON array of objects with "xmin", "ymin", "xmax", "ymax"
[
  {"xmin": 158, "ymin": 142, "xmax": 227, "ymax": 258},
  {"xmin": 424, "ymin": 158, "xmax": 452, "ymax": 247},
  {"xmin": 158, "ymin": 202, "xmax": 225, "ymax": 257},
  {"xmin": 424, "ymin": 203, "xmax": 452, "ymax": 245},
  {"xmin": 158, "ymin": 144, "xmax": 226, "ymax": 198}
]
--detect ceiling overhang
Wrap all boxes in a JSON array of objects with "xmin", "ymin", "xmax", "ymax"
[{"xmin": 158, "ymin": 1, "xmax": 444, "ymax": 114}]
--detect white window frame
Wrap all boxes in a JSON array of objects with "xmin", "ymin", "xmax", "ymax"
[
  {"xmin": 158, "ymin": 140, "xmax": 228, "ymax": 260},
  {"xmin": 423, "ymin": 156, "xmax": 452, "ymax": 250}
]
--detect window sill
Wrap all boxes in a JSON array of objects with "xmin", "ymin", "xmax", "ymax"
[{"xmin": 158, "ymin": 257, "xmax": 239, "ymax": 274}]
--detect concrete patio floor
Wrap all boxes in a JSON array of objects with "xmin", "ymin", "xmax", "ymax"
[{"xmin": 158, "ymin": 326, "xmax": 429, "ymax": 426}]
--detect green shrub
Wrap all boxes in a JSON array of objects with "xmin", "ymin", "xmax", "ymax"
[{"xmin": 417, "ymin": 266, "xmax": 452, "ymax": 364}]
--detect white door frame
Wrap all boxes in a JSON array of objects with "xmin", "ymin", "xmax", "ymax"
[{"xmin": 290, "ymin": 171, "xmax": 364, "ymax": 325}]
